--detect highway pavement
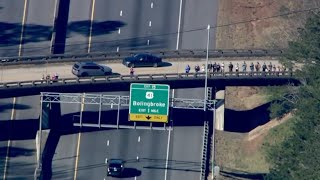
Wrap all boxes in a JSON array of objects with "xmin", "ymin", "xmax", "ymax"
[
  {"xmin": 0, "ymin": 98, "xmax": 13, "ymax": 121},
  {"xmin": 178, "ymin": 0, "xmax": 218, "ymax": 49},
  {"xmin": 1, "ymin": 0, "xmax": 219, "ymax": 56},
  {"xmin": 64, "ymin": 0, "xmax": 92, "ymax": 54},
  {"xmin": 74, "ymin": 127, "xmax": 204, "ymax": 180},
  {"xmin": 0, "ymin": 96, "xmax": 37, "ymax": 180},
  {"xmin": 22, "ymin": 0, "xmax": 57, "ymax": 56},
  {"xmin": 0, "ymin": 141, "xmax": 7, "ymax": 179},
  {"xmin": 166, "ymin": 127, "xmax": 203, "ymax": 180},
  {"xmin": 0, "ymin": 0, "xmax": 25, "ymax": 57},
  {"xmin": 5, "ymin": 139, "xmax": 36, "ymax": 179},
  {"xmin": 15, "ymin": 95, "xmax": 40, "ymax": 120},
  {"xmin": 51, "ymin": 133, "xmax": 78, "ymax": 179}
]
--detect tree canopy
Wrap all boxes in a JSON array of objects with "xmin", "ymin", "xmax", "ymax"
[{"xmin": 266, "ymin": 10, "xmax": 320, "ymax": 179}]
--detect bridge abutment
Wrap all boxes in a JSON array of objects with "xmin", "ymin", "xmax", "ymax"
[{"xmin": 215, "ymin": 89, "xmax": 225, "ymax": 131}]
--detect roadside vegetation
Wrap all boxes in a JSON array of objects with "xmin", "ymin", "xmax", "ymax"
[
  {"xmin": 215, "ymin": 4, "xmax": 320, "ymax": 179},
  {"xmin": 263, "ymin": 10, "xmax": 320, "ymax": 179}
]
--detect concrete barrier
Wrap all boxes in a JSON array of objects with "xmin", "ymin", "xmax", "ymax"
[{"xmin": 1, "ymin": 49, "xmax": 284, "ymax": 66}]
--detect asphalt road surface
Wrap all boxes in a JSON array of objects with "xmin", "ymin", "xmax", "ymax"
[
  {"xmin": 0, "ymin": 88, "xmax": 207, "ymax": 180},
  {"xmin": 21, "ymin": 0, "xmax": 57, "ymax": 56},
  {"xmin": 0, "ymin": 0, "xmax": 25, "ymax": 57},
  {"xmin": 0, "ymin": 96, "xmax": 38, "ymax": 180},
  {"xmin": 1, "ymin": 0, "xmax": 218, "ymax": 56},
  {"xmin": 178, "ymin": 0, "xmax": 218, "ymax": 49},
  {"xmin": 64, "ymin": 0, "xmax": 92, "ymax": 54}
]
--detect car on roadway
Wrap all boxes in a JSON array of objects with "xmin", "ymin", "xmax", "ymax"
[
  {"xmin": 122, "ymin": 53, "xmax": 162, "ymax": 68},
  {"xmin": 106, "ymin": 159, "xmax": 125, "ymax": 177},
  {"xmin": 72, "ymin": 62, "xmax": 112, "ymax": 77}
]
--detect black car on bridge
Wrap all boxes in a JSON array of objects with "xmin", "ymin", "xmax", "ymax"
[{"xmin": 122, "ymin": 53, "xmax": 162, "ymax": 68}]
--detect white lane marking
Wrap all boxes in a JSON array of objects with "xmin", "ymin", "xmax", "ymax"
[
  {"xmin": 118, "ymin": 28, "xmax": 121, "ymax": 34},
  {"xmin": 135, "ymin": 176, "xmax": 137, "ymax": 180},
  {"xmin": 164, "ymin": 127, "xmax": 172, "ymax": 180},
  {"xmin": 136, "ymin": 156, "xmax": 139, "ymax": 161},
  {"xmin": 116, "ymin": 47, "xmax": 119, "ymax": 52},
  {"xmin": 19, "ymin": 0, "xmax": 28, "ymax": 56},
  {"xmin": 88, "ymin": 0, "xmax": 96, "ymax": 53},
  {"xmin": 149, "ymin": 21, "xmax": 152, "ymax": 27},
  {"xmin": 75, "ymin": 94, "xmax": 85, "ymax": 180},
  {"xmin": 50, "ymin": 0, "xmax": 58, "ymax": 53},
  {"xmin": 151, "ymin": 2, "xmax": 154, "ymax": 8},
  {"xmin": 147, "ymin": 40, "xmax": 150, "ymax": 45},
  {"xmin": 74, "ymin": 132, "xmax": 81, "ymax": 180},
  {"xmin": 138, "ymin": 136, "xmax": 140, "ymax": 142},
  {"xmin": 3, "ymin": 97, "xmax": 16, "ymax": 180},
  {"xmin": 107, "ymin": 140, "xmax": 109, "ymax": 146},
  {"xmin": 164, "ymin": 89, "xmax": 174, "ymax": 180},
  {"xmin": 120, "ymin": 10, "xmax": 123, "ymax": 16},
  {"xmin": 176, "ymin": 0, "xmax": 183, "ymax": 50}
]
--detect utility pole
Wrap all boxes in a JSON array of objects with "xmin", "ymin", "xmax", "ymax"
[{"xmin": 204, "ymin": 24, "xmax": 210, "ymax": 111}]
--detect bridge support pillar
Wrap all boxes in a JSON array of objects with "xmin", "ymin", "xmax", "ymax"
[{"xmin": 215, "ymin": 90, "xmax": 225, "ymax": 131}]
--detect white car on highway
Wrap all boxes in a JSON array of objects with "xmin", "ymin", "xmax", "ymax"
[{"xmin": 72, "ymin": 62, "xmax": 112, "ymax": 77}]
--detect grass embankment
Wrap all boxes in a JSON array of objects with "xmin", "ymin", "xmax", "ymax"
[{"xmin": 216, "ymin": 87, "xmax": 295, "ymax": 178}]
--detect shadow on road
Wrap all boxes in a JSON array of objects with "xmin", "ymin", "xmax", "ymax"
[
  {"xmin": 0, "ymin": 147, "xmax": 34, "ymax": 157},
  {"xmin": 0, "ymin": 19, "xmax": 126, "ymax": 55},
  {"xmin": 141, "ymin": 158, "xmax": 201, "ymax": 173},
  {"xmin": 0, "ymin": 118, "xmax": 38, "ymax": 141},
  {"xmin": 120, "ymin": 168, "xmax": 142, "ymax": 178},
  {"xmin": 0, "ymin": 103, "xmax": 31, "ymax": 113}
]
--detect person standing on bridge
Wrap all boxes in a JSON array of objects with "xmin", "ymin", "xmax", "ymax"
[
  {"xmin": 273, "ymin": 64, "xmax": 277, "ymax": 72},
  {"xmin": 255, "ymin": 62, "xmax": 261, "ymax": 72},
  {"xmin": 216, "ymin": 63, "xmax": 221, "ymax": 72},
  {"xmin": 207, "ymin": 62, "xmax": 212, "ymax": 72},
  {"xmin": 262, "ymin": 63, "xmax": 267, "ymax": 72},
  {"xmin": 212, "ymin": 62, "xmax": 217, "ymax": 72},
  {"xmin": 268, "ymin": 62, "xmax": 273, "ymax": 72},
  {"xmin": 228, "ymin": 62, "xmax": 233, "ymax": 72},
  {"xmin": 195, "ymin": 64, "xmax": 200, "ymax": 73},
  {"xmin": 201, "ymin": 64, "xmax": 205, "ymax": 72},
  {"xmin": 242, "ymin": 61, "xmax": 247, "ymax": 72},
  {"xmin": 221, "ymin": 62, "xmax": 225, "ymax": 72},
  {"xmin": 130, "ymin": 67, "xmax": 134, "ymax": 77},
  {"xmin": 185, "ymin": 64, "xmax": 190, "ymax": 75},
  {"xmin": 250, "ymin": 62, "xmax": 254, "ymax": 74}
]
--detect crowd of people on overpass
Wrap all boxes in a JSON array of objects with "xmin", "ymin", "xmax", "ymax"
[{"xmin": 186, "ymin": 61, "xmax": 288, "ymax": 75}]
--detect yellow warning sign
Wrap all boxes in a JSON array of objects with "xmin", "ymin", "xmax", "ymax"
[{"xmin": 129, "ymin": 114, "xmax": 168, "ymax": 123}]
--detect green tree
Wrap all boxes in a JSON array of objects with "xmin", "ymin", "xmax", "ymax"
[{"xmin": 266, "ymin": 10, "xmax": 320, "ymax": 179}]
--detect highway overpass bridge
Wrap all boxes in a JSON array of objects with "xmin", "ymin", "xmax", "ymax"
[{"xmin": 0, "ymin": 71, "xmax": 298, "ymax": 98}]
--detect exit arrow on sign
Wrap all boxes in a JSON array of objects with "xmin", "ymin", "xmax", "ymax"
[{"xmin": 129, "ymin": 114, "xmax": 168, "ymax": 123}]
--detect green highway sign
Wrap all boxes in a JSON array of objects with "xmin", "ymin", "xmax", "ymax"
[{"xmin": 129, "ymin": 83, "xmax": 170, "ymax": 123}]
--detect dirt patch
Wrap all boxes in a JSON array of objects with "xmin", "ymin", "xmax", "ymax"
[
  {"xmin": 225, "ymin": 86, "xmax": 267, "ymax": 111},
  {"xmin": 215, "ymin": 0, "xmax": 314, "ymax": 49}
]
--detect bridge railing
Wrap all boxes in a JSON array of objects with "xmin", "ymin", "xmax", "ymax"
[
  {"xmin": 1, "ymin": 49, "xmax": 284, "ymax": 65},
  {"xmin": 0, "ymin": 71, "xmax": 294, "ymax": 90}
]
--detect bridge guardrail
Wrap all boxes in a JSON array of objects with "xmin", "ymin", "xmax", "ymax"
[
  {"xmin": 0, "ymin": 71, "xmax": 294, "ymax": 90},
  {"xmin": 0, "ymin": 49, "xmax": 284, "ymax": 66}
]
